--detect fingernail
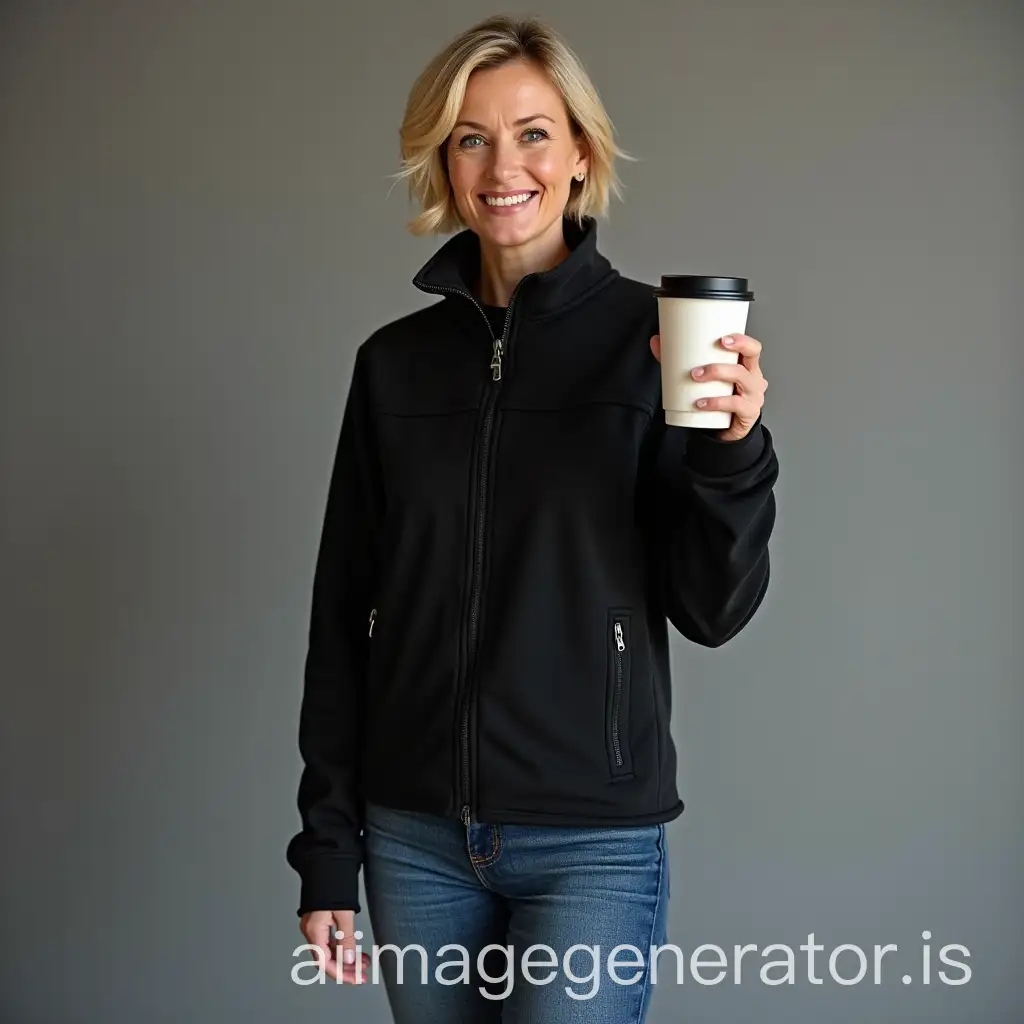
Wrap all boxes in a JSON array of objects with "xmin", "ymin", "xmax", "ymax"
[
  {"xmin": 344, "ymin": 948, "xmax": 355, "ymax": 964},
  {"xmin": 692, "ymin": 366, "xmax": 704, "ymax": 377},
  {"xmin": 722, "ymin": 335, "xmax": 735, "ymax": 345},
  {"xmin": 696, "ymin": 399, "xmax": 708, "ymax": 408}
]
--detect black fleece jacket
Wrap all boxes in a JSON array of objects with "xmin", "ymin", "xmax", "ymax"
[{"xmin": 286, "ymin": 217, "xmax": 779, "ymax": 915}]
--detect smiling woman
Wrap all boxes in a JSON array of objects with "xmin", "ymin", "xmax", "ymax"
[
  {"xmin": 393, "ymin": 17, "xmax": 630, "ymax": 304},
  {"xmin": 445, "ymin": 63, "xmax": 586, "ymax": 262},
  {"xmin": 286, "ymin": 13, "xmax": 780, "ymax": 1024},
  {"xmin": 445, "ymin": 68, "xmax": 589, "ymax": 300}
]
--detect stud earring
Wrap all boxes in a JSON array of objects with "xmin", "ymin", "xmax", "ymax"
[{"xmin": 574, "ymin": 171, "xmax": 585, "ymax": 181}]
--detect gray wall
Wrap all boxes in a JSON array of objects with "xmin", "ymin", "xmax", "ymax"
[{"xmin": 1, "ymin": 1, "xmax": 1020, "ymax": 1021}]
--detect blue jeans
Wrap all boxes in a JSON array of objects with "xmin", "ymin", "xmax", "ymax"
[{"xmin": 362, "ymin": 801, "xmax": 670, "ymax": 1023}]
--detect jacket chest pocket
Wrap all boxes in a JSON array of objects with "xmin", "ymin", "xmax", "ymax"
[{"xmin": 605, "ymin": 608, "xmax": 635, "ymax": 779}]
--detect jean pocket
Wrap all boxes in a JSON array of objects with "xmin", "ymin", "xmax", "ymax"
[{"xmin": 605, "ymin": 607, "xmax": 635, "ymax": 779}]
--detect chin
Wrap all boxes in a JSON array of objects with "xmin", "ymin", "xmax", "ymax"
[{"xmin": 479, "ymin": 221, "xmax": 541, "ymax": 248}]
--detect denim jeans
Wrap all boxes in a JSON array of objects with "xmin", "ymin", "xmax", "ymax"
[{"xmin": 362, "ymin": 801, "xmax": 670, "ymax": 1023}]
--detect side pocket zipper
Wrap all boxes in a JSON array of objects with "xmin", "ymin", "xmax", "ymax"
[
  {"xmin": 611, "ymin": 620, "xmax": 626, "ymax": 768},
  {"xmin": 368, "ymin": 607, "xmax": 377, "ymax": 637}
]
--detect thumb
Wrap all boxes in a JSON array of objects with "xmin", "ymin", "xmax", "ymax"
[
  {"xmin": 650, "ymin": 334, "xmax": 661, "ymax": 363},
  {"xmin": 301, "ymin": 910, "xmax": 338, "ymax": 979}
]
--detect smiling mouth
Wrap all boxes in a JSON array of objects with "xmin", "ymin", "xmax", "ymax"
[{"xmin": 479, "ymin": 190, "xmax": 539, "ymax": 209}]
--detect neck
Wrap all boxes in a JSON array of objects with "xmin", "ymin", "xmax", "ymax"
[{"xmin": 476, "ymin": 218, "xmax": 571, "ymax": 307}]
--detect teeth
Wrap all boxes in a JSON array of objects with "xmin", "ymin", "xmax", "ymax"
[{"xmin": 484, "ymin": 192, "xmax": 534, "ymax": 206}]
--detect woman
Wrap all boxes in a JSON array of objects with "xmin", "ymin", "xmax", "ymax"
[{"xmin": 286, "ymin": 14, "xmax": 778, "ymax": 1023}]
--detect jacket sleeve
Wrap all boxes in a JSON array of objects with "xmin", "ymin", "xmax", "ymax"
[
  {"xmin": 285, "ymin": 344, "xmax": 383, "ymax": 915},
  {"xmin": 643, "ymin": 413, "xmax": 779, "ymax": 648}
]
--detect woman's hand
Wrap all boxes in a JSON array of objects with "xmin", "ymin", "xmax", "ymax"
[
  {"xmin": 300, "ymin": 909, "xmax": 371, "ymax": 983},
  {"xmin": 650, "ymin": 333, "xmax": 768, "ymax": 442}
]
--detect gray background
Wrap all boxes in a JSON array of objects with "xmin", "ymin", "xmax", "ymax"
[{"xmin": 1, "ymin": 1, "xmax": 1020, "ymax": 1021}]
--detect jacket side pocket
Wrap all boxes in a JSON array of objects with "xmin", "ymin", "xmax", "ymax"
[
  {"xmin": 366, "ymin": 605, "xmax": 379, "ymax": 681},
  {"xmin": 605, "ymin": 608, "xmax": 635, "ymax": 780}
]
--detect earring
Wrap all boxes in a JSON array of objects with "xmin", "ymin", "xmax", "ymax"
[{"xmin": 574, "ymin": 171, "xmax": 585, "ymax": 181}]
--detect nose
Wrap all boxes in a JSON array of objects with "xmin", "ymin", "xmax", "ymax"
[{"xmin": 486, "ymin": 135, "xmax": 522, "ymax": 184}]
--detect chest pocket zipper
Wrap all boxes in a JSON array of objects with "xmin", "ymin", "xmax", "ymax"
[{"xmin": 606, "ymin": 610, "xmax": 634, "ymax": 779}]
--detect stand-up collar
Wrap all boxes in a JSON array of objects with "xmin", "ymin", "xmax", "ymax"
[{"xmin": 412, "ymin": 216, "xmax": 618, "ymax": 320}]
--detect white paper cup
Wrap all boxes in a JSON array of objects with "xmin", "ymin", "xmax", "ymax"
[{"xmin": 654, "ymin": 276, "xmax": 754, "ymax": 429}]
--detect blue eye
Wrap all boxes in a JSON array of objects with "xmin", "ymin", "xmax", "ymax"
[{"xmin": 457, "ymin": 128, "xmax": 550, "ymax": 149}]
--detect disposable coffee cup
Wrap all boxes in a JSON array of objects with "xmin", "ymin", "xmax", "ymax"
[{"xmin": 654, "ymin": 275, "xmax": 754, "ymax": 429}]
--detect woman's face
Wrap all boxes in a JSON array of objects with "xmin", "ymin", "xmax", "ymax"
[{"xmin": 446, "ymin": 59, "xmax": 588, "ymax": 254}]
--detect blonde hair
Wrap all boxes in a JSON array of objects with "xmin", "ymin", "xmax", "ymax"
[{"xmin": 395, "ymin": 15, "xmax": 631, "ymax": 236}]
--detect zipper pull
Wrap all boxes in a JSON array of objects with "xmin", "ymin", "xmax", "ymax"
[
  {"xmin": 368, "ymin": 608, "xmax": 376, "ymax": 637},
  {"xmin": 461, "ymin": 804, "xmax": 472, "ymax": 825},
  {"xmin": 490, "ymin": 339, "xmax": 503, "ymax": 381},
  {"xmin": 614, "ymin": 621, "xmax": 625, "ymax": 652}
]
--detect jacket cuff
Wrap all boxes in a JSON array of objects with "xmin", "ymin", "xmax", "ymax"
[
  {"xmin": 295, "ymin": 856, "xmax": 362, "ymax": 916},
  {"xmin": 683, "ymin": 416, "xmax": 766, "ymax": 477}
]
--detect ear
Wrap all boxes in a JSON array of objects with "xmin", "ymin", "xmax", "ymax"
[{"xmin": 574, "ymin": 136, "xmax": 590, "ymax": 178}]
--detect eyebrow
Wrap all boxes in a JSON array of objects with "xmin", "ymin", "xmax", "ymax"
[{"xmin": 453, "ymin": 114, "xmax": 556, "ymax": 131}]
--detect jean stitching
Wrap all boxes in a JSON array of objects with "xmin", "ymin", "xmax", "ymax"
[
  {"xmin": 469, "ymin": 824, "xmax": 501, "ymax": 867},
  {"xmin": 465, "ymin": 828, "xmax": 500, "ymax": 890}
]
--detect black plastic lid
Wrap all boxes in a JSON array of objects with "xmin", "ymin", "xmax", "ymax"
[{"xmin": 654, "ymin": 275, "xmax": 753, "ymax": 301}]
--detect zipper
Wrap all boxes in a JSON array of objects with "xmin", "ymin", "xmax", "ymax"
[
  {"xmin": 414, "ymin": 282, "xmax": 506, "ymax": 381},
  {"xmin": 611, "ymin": 620, "xmax": 626, "ymax": 768},
  {"xmin": 368, "ymin": 607, "xmax": 376, "ymax": 637},
  {"xmin": 416, "ymin": 276, "xmax": 528, "ymax": 824}
]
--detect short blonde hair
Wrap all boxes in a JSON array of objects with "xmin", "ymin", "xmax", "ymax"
[{"xmin": 396, "ymin": 15, "xmax": 630, "ymax": 236}]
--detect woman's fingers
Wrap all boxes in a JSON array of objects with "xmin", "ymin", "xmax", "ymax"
[
  {"xmin": 691, "ymin": 361, "xmax": 767, "ymax": 396},
  {"xmin": 298, "ymin": 909, "xmax": 369, "ymax": 983},
  {"xmin": 301, "ymin": 910, "xmax": 341, "ymax": 980},
  {"xmin": 720, "ymin": 333, "xmax": 763, "ymax": 374},
  {"xmin": 334, "ymin": 911, "xmax": 369, "ymax": 984},
  {"xmin": 336, "ymin": 910, "xmax": 357, "ymax": 967},
  {"xmin": 694, "ymin": 393, "xmax": 760, "ymax": 416}
]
